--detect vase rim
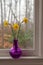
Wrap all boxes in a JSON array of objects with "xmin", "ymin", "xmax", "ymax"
[{"xmin": 14, "ymin": 39, "xmax": 18, "ymax": 41}]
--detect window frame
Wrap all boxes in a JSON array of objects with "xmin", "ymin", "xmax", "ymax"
[
  {"xmin": 0, "ymin": 0, "xmax": 42, "ymax": 58},
  {"xmin": 39, "ymin": 0, "xmax": 43, "ymax": 57}
]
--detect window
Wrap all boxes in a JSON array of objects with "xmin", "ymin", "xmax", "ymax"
[
  {"xmin": 0, "ymin": 0, "xmax": 42, "ymax": 57},
  {"xmin": 0, "ymin": 0, "xmax": 34, "ymax": 49}
]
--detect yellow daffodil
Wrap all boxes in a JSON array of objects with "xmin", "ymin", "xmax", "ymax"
[
  {"xmin": 12, "ymin": 23, "xmax": 19, "ymax": 31},
  {"xmin": 4, "ymin": 20, "xmax": 9, "ymax": 27},
  {"xmin": 23, "ymin": 17, "xmax": 28, "ymax": 23}
]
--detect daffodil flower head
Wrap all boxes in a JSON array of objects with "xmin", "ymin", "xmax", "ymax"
[
  {"xmin": 12, "ymin": 23, "xmax": 19, "ymax": 31},
  {"xmin": 23, "ymin": 17, "xmax": 28, "ymax": 23},
  {"xmin": 4, "ymin": 20, "xmax": 9, "ymax": 27}
]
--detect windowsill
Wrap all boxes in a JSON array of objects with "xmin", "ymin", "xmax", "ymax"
[{"xmin": 0, "ymin": 56, "xmax": 42, "ymax": 59}]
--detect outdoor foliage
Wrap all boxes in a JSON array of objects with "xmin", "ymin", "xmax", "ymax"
[{"xmin": 0, "ymin": 0, "xmax": 34, "ymax": 48}]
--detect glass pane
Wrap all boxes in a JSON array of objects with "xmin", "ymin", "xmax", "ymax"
[{"xmin": 0, "ymin": 0, "xmax": 34, "ymax": 49}]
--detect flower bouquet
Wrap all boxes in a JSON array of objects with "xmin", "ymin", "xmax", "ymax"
[{"xmin": 3, "ymin": 17, "xmax": 31, "ymax": 58}]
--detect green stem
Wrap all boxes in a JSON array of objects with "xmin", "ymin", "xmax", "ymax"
[
  {"xmin": 9, "ymin": 24, "xmax": 15, "ymax": 38},
  {"xmin": 17, "ymin": 23, "xmax": 21, "ymax": 39}
]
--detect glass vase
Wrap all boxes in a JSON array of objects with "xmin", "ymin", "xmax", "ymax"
[{"xmin": 9, "ymin": 39, "xmax": 22, "ymax": 58}]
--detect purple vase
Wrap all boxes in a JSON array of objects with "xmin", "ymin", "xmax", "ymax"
[{"xmin": 9, "ymin": 39, "xmax": 22, "ymax": 58}]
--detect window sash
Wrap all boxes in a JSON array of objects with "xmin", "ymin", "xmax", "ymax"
[{"xmin": 0, "ymin": 0, "xmax": 41, "ymax": 57}]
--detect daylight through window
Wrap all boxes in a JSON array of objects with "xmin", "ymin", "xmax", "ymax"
[{"xmin": 0, "ymin": 0, "xmax": 34, "ymax": 49}]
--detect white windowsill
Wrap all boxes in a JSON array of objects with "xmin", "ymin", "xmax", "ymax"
[{"xmin": 0, "ymin": 56, "xmax": 42, "ymax": 59}]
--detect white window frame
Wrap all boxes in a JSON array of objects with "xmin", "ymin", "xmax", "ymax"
[{"xmin": 0, "ymin": 0, "xmax": 42, "ymax": 58}]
